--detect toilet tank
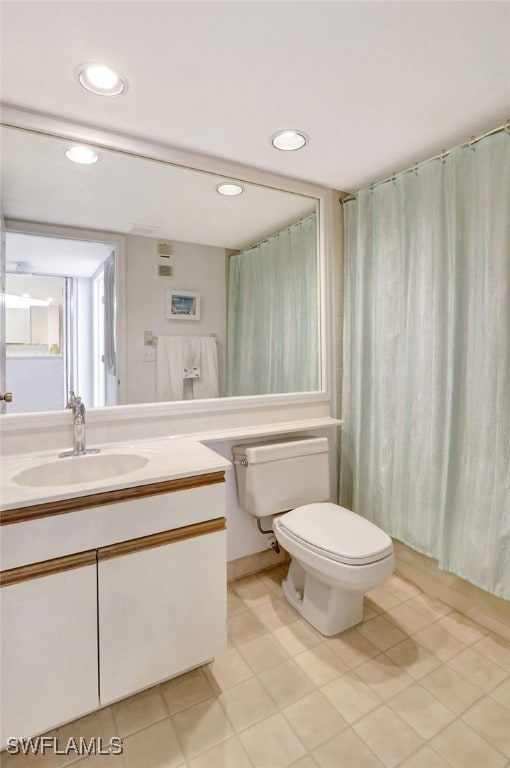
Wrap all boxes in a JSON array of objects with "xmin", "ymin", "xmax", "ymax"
[{"xmin": 232, "ymin": 437, "xmax": 330, "ymax": 518}]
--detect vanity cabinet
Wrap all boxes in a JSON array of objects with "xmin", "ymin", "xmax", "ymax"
[
  {"xmin": 0, "ymin": 468, "xmax": 227, "ymax": 745},
  {"xmin": 0, "ymin": 555, "xmax": 99, "ymax": 741}
]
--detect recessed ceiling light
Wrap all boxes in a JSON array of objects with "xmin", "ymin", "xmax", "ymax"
[
  {"xmin": 271, "ymin": 129, "xmax": 308, "ymax": 151},
  {"xmin": 216, "ymin": 183, "xmax": 244, "ymax": 196},
  {"xmin": 77, "ymin": 63, "xmax": 125, "ymax": 96},
  {"xmin": 65, "ymin": 145, "xmax": 100, "ymax": 164}
]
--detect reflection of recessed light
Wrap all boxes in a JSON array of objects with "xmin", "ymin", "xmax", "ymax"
[
  {"xmin": 271, "ymin": 129, "xmax": 308, "ymax": 151},
  {"xmin": 216, "ymin": 183, "xmax": 244, "ymax": 196},
  {"xmin": 65, "ymin": 145, "xmax": 99, "ymax": 164},
  {"xmin": 77, "ymin": 64, "xmax": 125, "ymax": 96}
]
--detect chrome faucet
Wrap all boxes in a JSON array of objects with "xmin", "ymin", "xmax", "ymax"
[{"xmin": 59, "ymin": 391, "xmax": 100, "ymax": 458}]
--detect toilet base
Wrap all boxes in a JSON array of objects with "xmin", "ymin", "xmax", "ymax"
[{"xmin": 282, "ymin": 560, "xmax": 364, "ymax": 637}]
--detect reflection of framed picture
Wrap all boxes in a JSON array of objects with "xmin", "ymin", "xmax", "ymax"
[{"xmin": 166, "ymin": 290, "xmax": 201, "ymax": 320}]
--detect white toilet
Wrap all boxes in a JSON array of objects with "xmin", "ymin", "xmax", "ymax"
[{"xmin": 233, "ymin": 437, "xmax": 395, "ymax": 636}]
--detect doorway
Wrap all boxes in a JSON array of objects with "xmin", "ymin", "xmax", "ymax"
[{"xmin": 3, "ymin": 232, "xmax": 117, "ymax": 413}]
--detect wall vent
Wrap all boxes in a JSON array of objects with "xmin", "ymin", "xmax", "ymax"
[
  {"xmin": 157, "ymin": 241, "xmax": 173, "ymax": 278},
  {"xmin": 157, "ymin": 242, "xmax": 173, "ymax": 257},
  {"xmin": 130, "ymin": 224, "xmax": 158, "ymax": 236}
]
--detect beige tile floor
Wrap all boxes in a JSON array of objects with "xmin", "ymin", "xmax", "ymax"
[{"xmin": 3, "ymin": 567, "xmax": 510, "ymax": 768}]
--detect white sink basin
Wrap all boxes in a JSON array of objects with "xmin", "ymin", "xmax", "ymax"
[{"xmin": 13, "ymin": 453, "xmax": 149, "ymax": 487}]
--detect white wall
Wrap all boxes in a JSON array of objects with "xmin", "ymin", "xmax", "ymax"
[
  {"xmin": 125, "ymin": 235, "xmax": 227, "ymax": 404},
  {"xmin": 6, "ymin": 309, "xmax": 30, "ymax": 343},
  {"xmin": 6, "ymin": 356, "xmax": 63, "ymax": 413}
]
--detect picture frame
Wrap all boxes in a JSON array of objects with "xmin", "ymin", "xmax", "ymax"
[{"xmin": 166, "ymin": 290, "xmax": 201, "ymax": 321}]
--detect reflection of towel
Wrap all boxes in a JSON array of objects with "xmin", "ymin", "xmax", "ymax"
[
  {"xmin": 156, "ymin": 336, "xmax": 187, "ymax": 401},
  {"xmin": 193, "ymin": 337, "xmax": 219, "ymax": 399},
  {"xmin": 156, "ymin": 336, "xmax": 219, "ymax": 401}
]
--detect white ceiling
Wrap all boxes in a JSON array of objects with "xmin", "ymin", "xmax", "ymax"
[
  {"xmin": 1, "ymin": 1, "xmax": 508, "ymax": 193},
  {"xmin": 6, "ymin": 232, "xmax": 113, "ymax": 278}
]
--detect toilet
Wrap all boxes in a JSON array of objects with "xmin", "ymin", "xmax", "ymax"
[{"xmin": 233, "ymin": 437, "xmax": 394, "ymax": 636}]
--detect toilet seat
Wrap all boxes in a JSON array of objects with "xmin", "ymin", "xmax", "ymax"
[{"xmin": 276, "ymin": 503, "xmax": 393, "ymax": 566}]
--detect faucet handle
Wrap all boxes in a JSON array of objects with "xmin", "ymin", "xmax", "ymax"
[
  {"xmin": 66, "ymin": 391, "xmax": 81, "ymax": 409},
  {"xmin": 74, "ymin": 400, "xmax": 86, "ymax": 422}
]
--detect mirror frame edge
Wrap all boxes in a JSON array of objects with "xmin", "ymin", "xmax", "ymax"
[{"xmin": 0, "ymin": 105, "xmax": 338, "ymax": 426}]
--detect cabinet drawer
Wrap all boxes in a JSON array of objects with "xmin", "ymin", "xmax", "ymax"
[{"xmin": 1, "ymin": 481, "xmax": 225, "ymax": 570}]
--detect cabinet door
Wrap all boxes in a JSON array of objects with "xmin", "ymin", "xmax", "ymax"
[
  {"xmin": 98, "ymin": 522, "xmax": 226, "ymax": 704},
  {"xmin": 0, "ymin": 555, "xmax": 99, "ymax": 745}
]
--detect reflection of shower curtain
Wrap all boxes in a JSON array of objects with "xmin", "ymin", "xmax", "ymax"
[
  {"xmin": 104, "ymin": 252, "xmax": 116, "ymax": 375},
  {"xmin": 340, "ymin": 131, "xmax": 510, "ymax": 599},
  {"xmin": 227, "ymin": 214, "xmax": 318, "ymax": 396}
]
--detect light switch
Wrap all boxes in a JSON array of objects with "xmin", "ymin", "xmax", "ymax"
[{"xmin": 142, "ymin": 346, "xmax": 156, "ymax": 362}]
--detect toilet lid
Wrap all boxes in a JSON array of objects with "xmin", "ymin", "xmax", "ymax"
[{"xmin": 276, "ymin": 503, "xmax": 393, "ymax": 565}]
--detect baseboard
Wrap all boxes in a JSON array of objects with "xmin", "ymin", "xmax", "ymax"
[
  {"xmin": 227, "ymin": 548, "xmax": 290, "ymax": 582},
  {"xmin": 393, "ymin": 539, "xmax": 510, "ymax": 642}
]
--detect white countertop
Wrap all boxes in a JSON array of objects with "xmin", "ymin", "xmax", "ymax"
[
  {"xmin": 0, "ymin": 437, "xmax": 232, "ymax": 512},
  {"xmin": 192, "ymin": 417, "xmax": 342, "ymax": 443}
]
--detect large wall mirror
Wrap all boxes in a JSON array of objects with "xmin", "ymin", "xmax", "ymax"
[{"xmin": 1, "ymin": 122, "xmax": 322, "ymax": 415}]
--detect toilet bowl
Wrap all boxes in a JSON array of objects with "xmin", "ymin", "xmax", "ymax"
[
  {"xmin": 233, "ymin": 438, "xmax": 394, "ymax": 636},
  {"xmin": 273, "ymin": 502, "xmax": 394, "ymax": 635}
]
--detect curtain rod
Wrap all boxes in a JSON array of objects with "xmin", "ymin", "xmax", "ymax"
[
  {"xmin": 340, "ymin": 119, "xmax": 510, "ymax": 204},
  {"xmin": 232, "ymin": 212, "xmax": 315, "ymax": 256}
]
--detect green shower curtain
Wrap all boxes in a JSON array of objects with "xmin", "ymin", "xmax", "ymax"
[
  {"xmin": 340, "ymin": 131, "xmax": 510, "ymax": 599},
  {"xmin": 227, "ymin": 214, "xmax": 318, "ymax": 396}
]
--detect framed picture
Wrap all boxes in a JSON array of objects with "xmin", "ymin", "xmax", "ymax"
[{"xmin": 166, "ymin": 290, "xmax": 201, "ymax": 321}]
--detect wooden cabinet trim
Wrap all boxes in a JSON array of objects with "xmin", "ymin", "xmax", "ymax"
[
  {"xmin": 98, "ymin": 517, "xmax": 226, "ymax": 561},
  {"xmin": 1, "ymin": 471, "xmax": 226, "ymax": 526},
  {"xmin": 0, "ymin": 518, "xmax": 226, "ymax": 585},
  {"xmin": 0, "ymin": 550, "xmax": 97, "ymax": 588}
]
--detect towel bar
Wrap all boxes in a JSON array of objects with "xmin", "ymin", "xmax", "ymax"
[{"xmin": 144, "ymin": 331, "xmax": 218, "ymax": 346}]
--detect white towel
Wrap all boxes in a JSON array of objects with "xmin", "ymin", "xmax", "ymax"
[
  {"xmin": 156, "ymin": 336, "xmax": 187, "ymax": 401},
  {"xmin": 192, "ymin": 337, "xmax": 219, "ymax": 399},
  {"xmin": 156, "ymin": 336, "xmax": 219, "ymax": 401}
]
